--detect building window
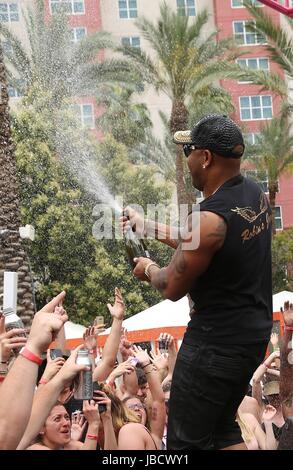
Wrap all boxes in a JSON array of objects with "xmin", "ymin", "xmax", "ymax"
[
  {"xmin": 8, "ymin": 79, "xmax": 24, "ymax": 98},
  {"xmin": 239, "ymin": 95, "xmax": 273, "ymax": 120},
  {"xmin": 231, "ymin": 0, "xmax": 263, "ymax": 7},
  {"xmin": 8, "ymin": 85, "xmax": 23, "ymax": 98},
  {"xmin": 118, "ymin": 0, "xmax": 137, "ymax": 19},
  {"xmin": 0, "ymin": 3, "xmax": 19, "ymax": 22},
  {"xmin": 237, "ymin": 57, "xmax": 269, "ymax": 71},
  {"xmin": 177, "ymin": 0, "xmax": 196, "ymax": 16},
  {"xmin": 121, "ymin": 36, "xmax": 140, "ymax": 48},
  {"xmin": 71, "ymin": 27, "xmax": 86, "ymax": 43},
  {"xmin": 73, "ymin": 104, "xmax": 95, "ymax": 129},
  {"xmin": 233, "ymin": 21, "xmax": 266, "ymax": 45},
  {"xmin": 274, "ymin": 206, "xmax": 283, "ymax": 230},
  {"xmin": 50, "ymin": 0, "xmax": 85, "ymax": 15},
  {"xmin": 237, "ymin": 58, "xmax": 269, "ymax": 83}
]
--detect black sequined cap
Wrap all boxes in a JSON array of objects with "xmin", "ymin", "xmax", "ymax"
[{"xmin": 173, "ymin": 114, "xmax": 245, "ymax": 159}]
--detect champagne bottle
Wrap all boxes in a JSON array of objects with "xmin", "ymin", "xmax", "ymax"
[{"xmin": 123, "ymin": 212, "xmax": 150, "ymax": 268}]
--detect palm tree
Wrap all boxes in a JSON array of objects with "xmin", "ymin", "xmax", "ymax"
[
  {"xmin": 247, "ymin": 107, "xmax": 293, "ymax": 234},
  {"xmin": 96, "ymin": 85, "xmax": 152, "ymax": 149},
  {"xmin": 120, "ymin": 2, "xmax": 241, "ymax": 205},
  {"xmin": 0, "ymin": 0, "xmax": 136, "ymax": 110},
  {"xmin": 0, "ymin": 43, "xmax": 35, "ymax": 326},
  {"xmin": 242, "ymin": 0, "xmax": 293, "ymax": 96}
]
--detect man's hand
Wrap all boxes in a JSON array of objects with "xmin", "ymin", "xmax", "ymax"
[
  {"xmin": 281, "ymin": 301, "xmax": 293, "ymax": 327},
  {"xmin": 107, "ymin": 288, "xmax": 125, "ymax": 321},
  {"xmin": 26, "ymin": 291, "xmax": 67, "ymax": 357},
  {"xmin": 133, "ymin": 257, "xmax": 156, "ymax": 282},
  {"xmin": 120, "ymin": 206, "xmax": 145, "ymax": 237}
]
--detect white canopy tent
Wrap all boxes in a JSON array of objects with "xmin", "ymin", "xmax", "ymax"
[
  {"xmin": 100, "ymin": 290, "xmax": 292, "ymax": 338},
  {"xmin": 64, "ymin": 320, "xmax": 86, "ymax": 339},
  {"xmin": 101, "ymin": 296, "xmax": 190, "ymax": 336},
  {"xmin": 272, "ymin": 290, "xmax": 293, "ymax": 313}
]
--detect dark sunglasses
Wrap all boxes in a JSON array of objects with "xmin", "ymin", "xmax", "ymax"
[{"xmin": 182, "ymin": 144, "xmax": 198, "ymax": 158}]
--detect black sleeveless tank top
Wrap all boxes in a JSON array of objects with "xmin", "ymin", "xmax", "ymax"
[{"xmin": 186, "ymin": 174, "xmax": 273, "ymax": 344}]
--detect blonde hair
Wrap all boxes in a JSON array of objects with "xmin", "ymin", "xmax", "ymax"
[
  {"xmin": 101, "ymin": 385, "xmax": 140, "ymax": 436},
  {"xmin": 236, "ymin": 411, "xmax": 255, "ymax": 444}
]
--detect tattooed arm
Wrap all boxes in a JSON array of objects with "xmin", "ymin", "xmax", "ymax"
[{"xmin": 133, "ymin": 211, "xmax": 227, "ymax": 301}]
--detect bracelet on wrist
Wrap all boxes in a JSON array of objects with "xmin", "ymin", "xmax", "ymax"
[
  {"xmin": 86, "ymin": 434, "xmax": 99, "ymax": 441},
  {"xmin": 106, "ymin": 379, "xmax": 115, "ymax": 389},
  {"xmin": 141, "ymin": 362, "xmax": 152, "ymax": 368},
  {"xmin": 19, "ymin": 347, "xmax": 43, "ymax": 366},
  {"xmin": 284, "ymin": 326, "xmax": 293, "ymax": 331},
  {"xmin": 144, "ymin": 262, "xmax": 160, "ymax": 281},
  {"xmin": 38, "ymin": 377, "xmax": 48, "ymax": 385}
]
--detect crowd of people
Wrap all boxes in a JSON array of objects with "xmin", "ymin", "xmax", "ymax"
[
  {"xmin": 1, "ymin": 114, "xmax": 292, "ymax": 450},
  {"xmin": 0, "ymin": 288, "xmax": 292, "ymax": 450}
]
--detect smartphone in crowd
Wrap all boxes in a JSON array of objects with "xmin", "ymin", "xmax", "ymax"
[
  {"xmin": 93, "ymin": 382, "xmax": 107, "ymax": 414},
  {"xmin": 158, "ymin": 339, "xmax": 168, "ymax": 354},
  {"xmin": 94, "ymin": 316, "xmax": 104, "ymax": 327},
  {"xmin": 128, "ymin": 356, "xmax": 139, "ymax": 367},
  {"xmin": 50, "ymin": 348, "xmax": 63, "ymax": 360}
]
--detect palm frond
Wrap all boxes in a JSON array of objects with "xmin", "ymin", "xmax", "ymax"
[{"xmin": 244, "ymin": 1, "xmax": 293, "ymax": 78}]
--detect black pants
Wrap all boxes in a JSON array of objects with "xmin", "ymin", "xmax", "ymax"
[{"xmin": 167, "ymin": 338, "xmax": 268, "ymax": 450}]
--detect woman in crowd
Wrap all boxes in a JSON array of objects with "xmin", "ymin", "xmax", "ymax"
[{"xmin": 27, "ymin": 400, "xmax": 99, "ymax": 450}]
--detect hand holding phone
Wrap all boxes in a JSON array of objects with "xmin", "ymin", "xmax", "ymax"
[{"xmin": 93, "ymin": 382, "xmax": 107, "ymax": 414}]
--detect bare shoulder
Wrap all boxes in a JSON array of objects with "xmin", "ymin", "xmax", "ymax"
[
  {"xmin": 119, "ymin": 422, "xmax": 146, "ymax": 434},
  {"xmin": 65, "ymin": 440, "xmax": 84, "ymax": 450},
  {"xmin": 184, "ymin": 210, "xmax": 227, "ymax": 252},
  {"xmin": 26, "ymin": 443, "xmax": 50, "ymax": 450}
]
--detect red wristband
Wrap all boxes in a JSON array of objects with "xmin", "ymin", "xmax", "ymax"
[
  {"xmin": 285, "ymin": 326, "xmax": 293, "ymax": 331},
  {"xmin": 38, "ymin": 378, "xmax": 48, "ymax": 385},
  {"xmin": 0, "ymin": 376, "xmax": 5, "ymax": 382},
  {"xmin": 86, "ymin": 434, "xmax": 99, "ymax": 441},
  {"xmin": 106, "ymin": 379, "xmax": 115, "ymax": 389},
  {"xmin": 20, "ymin": 347, "xmax": 43, "ymax": 366}
]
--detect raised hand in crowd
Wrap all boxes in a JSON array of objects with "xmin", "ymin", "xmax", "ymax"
[
  {"xmin": 132, "ymin": 344, "xmax": 151, "ymax": 366},
  {"xmin": 93, "ymin": 288, "xmax": 125, "ymax": 383},
  {"xmin": 17, "ymin": 344, "xmax": 90, "ymax": 450},
  {"xmin": 280, "ymin": 301, "xmax": 293, "ymax": 420},
  {"xmin": 93, "ymin": 389, "xmax": 117, "ymax": 450},
  {"xmin": 107, "ymin": 358, "xmax": 135, "ymax": 382},
  {"xmin": 150, "ymin": 348, "xmax": 168, "ymax": 371},
  {"xmin": 0, "ymin": 326, "xmax": 27, "ymax": 364},
  {"xmin": 71, "ymin": 411, "xmax": 86, "ymax": 441},
  {"xmin": 0, "ymin": 291, "xmax": 67, "ymax": 450},
  {"xmin": 119, "ymin": 328, "xmax": 133, "ymax": 360},
  {"xmin": 81, "ymin": 399, "xmax": 100, "ymax": 450},
  {"xmin": 83, "ymin": 326, "xmax": 97, "ymax": 352},
  {"xmin": 107, "ymin": 287, "xmax": 125, "ymax": 321},
  {"xmin": 270, "ymin": 332, "xmax": 279, "ymax": 351},
  {"xmin": 38, "ymin": 349, "xmax": 65, "ymax": 385}
]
